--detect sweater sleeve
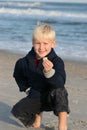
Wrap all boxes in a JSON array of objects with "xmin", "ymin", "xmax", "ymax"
[
  {"xmin": 44, "ymin": 57, "xmax": 66, "ymax": 88},
  {"xmin": 13, "ymin": 58, "xmax": 29, "ymax": 92}
]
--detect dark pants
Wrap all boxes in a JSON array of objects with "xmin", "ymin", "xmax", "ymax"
[
  {"xmin": 11, "ymin": 88, "xmax": 70, "ymax": 127},
  {"xmin": 11, "ymin": 97, "xmax": 41, "ymax": 127}
]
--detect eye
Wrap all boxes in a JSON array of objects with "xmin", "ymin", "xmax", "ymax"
[
  {"xmin": 44, "ymin": 42, "xmax": 48, "ymax": 45},
  {"xmin": 35, "ymin": 42, "xmax": 40, "ymax": 44}
]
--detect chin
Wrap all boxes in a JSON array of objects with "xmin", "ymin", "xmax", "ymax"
[
  {"xmin": 37, "ymin": 55, "xmax": 45, "ymax": 59},
  {"xmin": 39, "ymin": 56, "xmax": 44, "ymax": 59}
]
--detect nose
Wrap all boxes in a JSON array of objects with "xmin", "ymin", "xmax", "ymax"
[{"xmin": 39, "ymin": 43, "xmax": 44, "ymax": 50}]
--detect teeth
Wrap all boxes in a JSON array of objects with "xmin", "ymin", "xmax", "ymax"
[{"xmin": 43, "ymin": 57, "xmax": 48, "ymax": 61}]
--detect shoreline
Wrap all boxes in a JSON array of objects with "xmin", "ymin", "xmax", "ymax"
[
  {"xmin": 0, "ymin": 49, "xmax": 87, "ymax": 130},
  {"xmin": 1, "ymin": 49, "xmax": 87, "ymax": 63}
]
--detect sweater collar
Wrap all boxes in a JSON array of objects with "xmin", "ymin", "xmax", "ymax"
[{"xmin": 26, "ymin": 47, "xmax": 57, "ymax": 61}]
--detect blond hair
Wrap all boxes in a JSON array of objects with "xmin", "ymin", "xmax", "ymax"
[{"xmin": 32, "ymin": 24, "xmax": 56, "ymax": 42}]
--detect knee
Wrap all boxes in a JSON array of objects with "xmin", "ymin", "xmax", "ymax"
[{"xmin": 11, "ymin": 104, "xmax": 20, "ymax": 118}]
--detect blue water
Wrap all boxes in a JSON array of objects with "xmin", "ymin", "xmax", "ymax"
[{"xmin": 0, "ymin": 1, "xmax": 87, "ymax": 61}]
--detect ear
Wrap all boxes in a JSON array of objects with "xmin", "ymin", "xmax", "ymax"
[{"xmin": 52, "ymin": 40, "xmax": 56, "ymax": 48}]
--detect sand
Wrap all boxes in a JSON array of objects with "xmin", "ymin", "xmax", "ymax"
[{"xmin": 0, "ymin": 50, "xmax": 87, "ymax": 130}]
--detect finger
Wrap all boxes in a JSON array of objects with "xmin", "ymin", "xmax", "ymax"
[
  {"xmin": 43, "ymin": 59, "xmax": 51, "ymax": 65},
  {"xmin": 43, "ymin": 61, "xmax": 51, "ymax": 67}
]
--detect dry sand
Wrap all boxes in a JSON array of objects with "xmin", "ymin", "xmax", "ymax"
[{"xmin": 0, "ymin": 50, "xmax": 87, "ymax": 130}]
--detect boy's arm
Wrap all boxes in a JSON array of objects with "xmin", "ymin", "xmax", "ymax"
[
  {"xmin": 13, "ymin": 59, "xmax": 29, "ymax": 92},
  {"xmin": 43, "ymin": 57, "xmax": 66, "ymax": 88}
]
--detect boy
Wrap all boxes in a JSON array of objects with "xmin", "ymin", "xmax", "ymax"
[{"xmin": 11, "ymin": 24, "xmax": 70, "ymax": 130}]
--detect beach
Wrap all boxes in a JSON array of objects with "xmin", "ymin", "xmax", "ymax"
[
  {"xmin": 0, "ymin": 1, "xmax": 87, "ymax": 130},
  {"xmin": 0, "ymin": 50, "xmax": 87, "ymax": 130}
]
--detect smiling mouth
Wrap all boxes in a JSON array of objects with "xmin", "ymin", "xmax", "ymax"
[{"xmin": 39, "ymin": 51, "xmax": 45, "ymax": 54}]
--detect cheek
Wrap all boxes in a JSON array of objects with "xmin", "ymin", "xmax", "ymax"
[
  {"xmin": 33, "ymin": 44, "xmax": 38, "ymax": 50},
  {"xmin": 46, "ymin": 45, "xmax": 52, "ymax": 50}
]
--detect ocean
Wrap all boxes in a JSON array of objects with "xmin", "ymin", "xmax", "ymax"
[{"xmin": 0, "ymin": 1, "xmax": 87, "ymax": 61}]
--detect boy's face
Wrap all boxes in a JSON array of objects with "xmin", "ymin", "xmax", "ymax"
[{"xmin": 33, "ymin": 36, "xmax": 56, "ymax": 59}]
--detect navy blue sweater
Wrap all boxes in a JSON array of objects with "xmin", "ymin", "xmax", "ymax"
[{"xmin": 13, "ymin": 48, "xmax": 66, "ymax": 92}]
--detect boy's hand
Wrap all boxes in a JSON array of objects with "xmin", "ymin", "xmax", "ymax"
[{"xmin": 42, "ymin": 57, "xmax": 53, "ymax": 73}]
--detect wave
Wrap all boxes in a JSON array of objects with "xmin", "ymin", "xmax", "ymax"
[
  {"xmin": 0, "ymin": 7, "xmax": 87, "ymax": 20},
  {"xmin": 0, "ymin": 1, "xmax": 41, "ymax": 8}
]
